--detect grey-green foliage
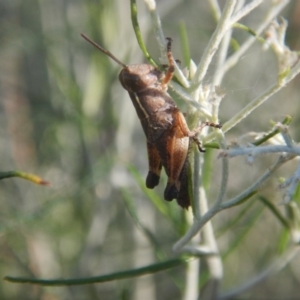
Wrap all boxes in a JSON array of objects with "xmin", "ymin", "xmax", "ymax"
[{"xmin": 1, "ymin": 1, "xmax": 300, "ymax": 300}]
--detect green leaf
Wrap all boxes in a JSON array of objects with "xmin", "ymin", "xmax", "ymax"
[
  {"xmin": 4, "ymin": 258, "xmax": 189, "ymax": 286},
  {"xmin": 0, "ymin": 171, "xmax": 50, "ymax": 186}
]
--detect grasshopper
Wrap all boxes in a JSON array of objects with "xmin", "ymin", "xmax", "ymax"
[{"xmin": 81, "ymin": 34, "xmax": 221, "ymax": 208}]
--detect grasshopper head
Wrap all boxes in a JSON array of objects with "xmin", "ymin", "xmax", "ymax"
[{"xmin": 119, "ymin": 64, "xmax": 162, "ymax": 93}]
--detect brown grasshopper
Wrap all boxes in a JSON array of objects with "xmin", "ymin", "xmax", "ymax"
[{"xmin": 81, "ymin": 34, "xmax": 221, "ymax": 209}]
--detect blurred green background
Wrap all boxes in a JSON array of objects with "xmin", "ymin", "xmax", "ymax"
[{"xmin": 1, "ymin": 0, "xmax": 300, "ymax": 299}]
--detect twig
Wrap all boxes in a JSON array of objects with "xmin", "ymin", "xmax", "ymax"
[
  {"xmin": 219, "ymin": 0, "xmax": 290, "ymax": 75},
  {"xmin": 173, "ymin": 154, "xmax": 290, "ymax": 252},
  {"xmin": 191, "ymin": 0, "xmax": 237, "ymax": 89},
  {"xmin": 230, "ymin": 0, "xmax": 263, "ymax": 25},
  {"xmin": 220, "ymin": 246, "xmax": 300, "ymax": 299},
  {"xmin": 221, "ymin": 145, "xmax": 300, "ymax": 158},
  {"xmin": 204, "ymin": 57, "xmax": 300, "ymax": 143}
]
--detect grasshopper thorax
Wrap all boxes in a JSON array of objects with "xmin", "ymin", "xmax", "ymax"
[{"xmin": 119, "ymin": 64, "xmax": 163, "ymax": 93}]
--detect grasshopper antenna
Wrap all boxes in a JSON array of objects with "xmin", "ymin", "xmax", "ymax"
[{"xmin": 81, "ymin": 33, "xmax": 127, "ymax": 68}]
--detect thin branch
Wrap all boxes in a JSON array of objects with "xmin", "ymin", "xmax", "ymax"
[
  {"xmin": 220, "ymin": 246, "xmax": 300, "ymax": 299},
  {"xmin": 183, "ymin": 259, "xmax": 200, "ymax": 300},
  {"xmin": 173, "ymin": 154, "xmax": 290, "ymax": 252},
  {"xmin": 219, "ymin": 0, "xmax": 290, "ymax": 75},
  {"xmin": 230, "ymin": 0, "xmax": 263, "ymax": 25},
  {"xmin": 204, "ymin": 57, "xmax": 300, "ymax": 143},
  {"xmin": 143, "ymin": 0, "xmax": 191, "ymax": 88},
  {"xmin": 173, "ymin": 205, "xmax": 221, "ymax": 252},
  {"xmin": 200, "ymin": 187, "xmax": 223, "ymax": 297},
  {"xmin": 212, "ymin": 28, "xmax": 233, "ymax": 85},
  {"xmin": 221, "ymin": 145, "xmax": 300, "ymax": 158},
  {"xmin": 181, "ymin": 245, "xmax": 217, "ymax": 256},
  {"xmin": 191, "ymin": 0, "xmax": 237, "ymax": 89},
  {"xmin": 215, "ymin": 138, "xmax": 229, "ymax": 207},
  {"xmin": 220, "ymin": 155, "xmax": 290, "ymax": 209},
  {"xmin": 252, "ymin": 115, "xmax": 292, "ymax": 146},
  {"xmin": 281, "ymin": 161, "xmax": 300, "ymax": 203},
  {"xmin": 208, "ymin": 0, "xmax": 222, "ymax": 21},
  {"xmin": 193, "ymin": 150, "xmax": 202, "ymax": 219},
  {"xmin": 168, "ymin": 82, "xmax": 212, "ymax": 117},
  {"xmin": 143, "ymin": 0, "xmax": 165, "ymax": 55},
  {"xmin": 130, "ymin": 0, "xmax": 158, "ymax": 66}
]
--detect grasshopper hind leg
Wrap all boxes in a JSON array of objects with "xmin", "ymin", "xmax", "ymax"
[
  {"xmin": 163, "ymin": 158, "xmax": 190, "ymax": 209},
  {"xmin": 176, "ymin": 158, "xmax": 190, "ymax": 209},
  {"xmin": 145, "ymin": 142, "xmax": 162, "ymax": 189},
  {"xmin": 164, "ymin": 184, "xmax": 178, "ymax": 201},
  {"xmin": 146, "ymin": 171, "xmax": 161, "ymax": 188}
]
